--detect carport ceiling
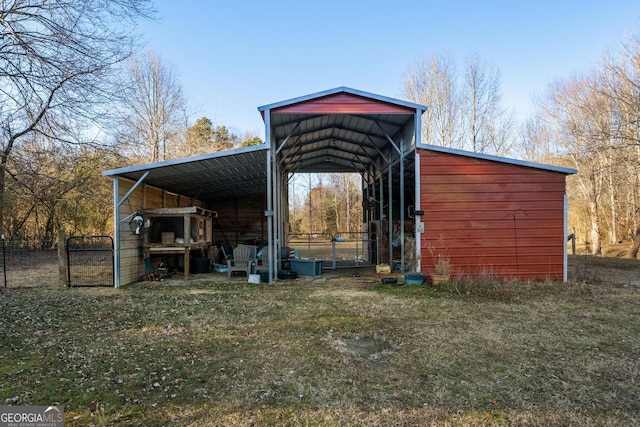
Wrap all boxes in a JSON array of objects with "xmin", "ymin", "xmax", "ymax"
[
  {"xmin": 103, "ymin": 88, "xmax": 427, "ymax": 205},
  {"xmin": 260, "ymin": 87, "xmax": 427, "ymax": 174},
  {"xmin": 103, "ymin": 146, "xmax": 269, "ymax": 204}
]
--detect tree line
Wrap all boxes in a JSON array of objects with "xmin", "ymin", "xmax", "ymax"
[
  {"xmin": 402, "ymin": 31, "xmax": 640, "ymax": 258},
  {"xmin": 289, "ymin": 174, "xmax": 362, "ymax": 235},
  {"xmin": 538, "ymin": 33, "xmax": 640, "ymax": 257},
  {"xmin": 2, "ymin": 1, "xmax": 639, "ymax": 257},
  {"xmin": 0, "ymin": 2, "xmax": 260, "ymax": 245}
]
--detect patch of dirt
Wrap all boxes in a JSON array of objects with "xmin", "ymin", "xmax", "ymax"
[
  {"xmin": 310, "ymin": 288, "xmax": 374, "ymax": 299},
  {"xmin": 331, "ymin": 336, "xmax": 400, "ymax": 363},
  {"xmin": 188, "ymin": 289, "xmax": 219, "ymax": 294}
]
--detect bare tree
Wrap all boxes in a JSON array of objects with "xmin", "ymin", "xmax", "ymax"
[
  {"xmin": 6, "ymin": 138, "xmax": 116, "ymax": 243},
  {"xmin": 460, "ymin": 53, "xmax": 498, "ymax": 152},
  {"xmin": 517, "ymin": 114, "xmax": 554, "ymax": 162},
  {"xmin": 117, "ymin": 50, "xmax": 187, "ymax": 163},
  {"xmin": 327, "ymin": 173, "xmax": 362, "ymax": 233},
  {"xmin": 519, "ymin": 32, "xmax": 640, "ymax": 256},
  {"xmin": 0, "ymin": 0, "xmax": 155, "ymax": 232},
  {"xmin": 602, "ymin": 36, "xmax": 640, "ymax": 257},
  {"xmin": 403, "ymin": 52, "xmax": 460, "ymax": 148},
  {"xmin": 403, "ymin": 52, "xmax": 514, "ymax": 155},
  {"xmin": 460, "ymin": 53, "xmax": 515, "ymax": 155},
  {"xmin": 542, "ymin": 73, "xmax": 615, "ymax": 255}
]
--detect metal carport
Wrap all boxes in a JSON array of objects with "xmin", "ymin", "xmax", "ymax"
[
  {"xmin": 259, "ymin": 87, "xmax": 427, "ymax": 283},
  {"xmin": 103, "ymin": 147, "xmax": 270, "ymax": 287},
  {"xmin": 104, "ymin": 87, "xmax": 427, "ymax": 286}
]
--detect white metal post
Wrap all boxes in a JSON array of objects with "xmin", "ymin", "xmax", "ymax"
[
  {"xmin": 399, "ymin": 136, "xmax": 405, "ymax": 273},
  {"xmin": 564, "ymin": 193, "xmax": 568, "ymax": 283},
  {"xmin": 414, "ymin": 112, "xmax": 422, "ymax": 272},
  {"xmin": 265, "ymin": 111, "xmax": 274, "ymax": 284},
  {"xmin": 388, "ymin": 154, "xmax": 393, "ymax": 265},
  {"xmin": 414, "ymin": 150, "xmax": 422, "ymax": 272},
  {"xmin": 113, "ymin": 177, "xmax": 120, "ymax": 288}
]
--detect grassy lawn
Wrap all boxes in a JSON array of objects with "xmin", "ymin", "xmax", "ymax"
[{"xmin": 1, "ymin": 262, "xmax": 639, "ymax": 426}]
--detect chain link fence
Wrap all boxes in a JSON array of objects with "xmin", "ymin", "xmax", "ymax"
[
  {"xmin": 287, "ymin": 232, "xmax": 375, "ymax": 269},
  {"xmin": 0, "ymin": 237, "xmax": 59, "ymax": 288}
]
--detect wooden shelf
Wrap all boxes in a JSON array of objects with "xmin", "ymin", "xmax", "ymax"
[{"xmin": 141, "ymin": 206, "xmax": 217, "ymax": 280}]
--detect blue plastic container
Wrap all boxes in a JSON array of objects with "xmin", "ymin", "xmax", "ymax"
[
  {"xmin": 404, "ymin": 273, "xmax": 425, "ymax": 285},
  {"xmin": 290, "ymin": 259, "xmax": 323, "ymax": 276}
]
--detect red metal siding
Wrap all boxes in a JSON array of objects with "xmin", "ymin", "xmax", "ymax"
[
  {"xmin": 419, "ymin": 149, "xmax": 567, "ymax": 280},
  {"xmin": 272, "ymin": 93, "xmax": 415, "ymax": 114}
]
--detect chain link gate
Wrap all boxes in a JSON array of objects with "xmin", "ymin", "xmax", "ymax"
[
  {"xmin": 287, "ymin": 232, "xmax": 375, "ymax": 269},
  {"xmin": 67, "ymin": 235, "xmax": 114, "ymax": 287}
]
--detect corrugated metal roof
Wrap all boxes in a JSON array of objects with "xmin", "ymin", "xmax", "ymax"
[
  {"xmin": 269, "ymin": 112, "xmax": 416, "ymax": 173},
  {"xmin": 102, "ymin": 145, "xmax": 269, "ymax": 203},
  {"xmin": 102, "ymin": 87, "xmax": 573, "ymax": 206},
  {"xmin": 102, "ymin": 88, "xmax": 426, "ymax": 208},
  {"xmin": 258, "ymin": 86, "xmax": 428, "ymax": 113},
  {"xmin": 419, "ymin": 144, "xmax": 577, "ymax": 175},
  {"xmin": 260, "ymin": 87, "xmax": 426, "ymax": 174}
]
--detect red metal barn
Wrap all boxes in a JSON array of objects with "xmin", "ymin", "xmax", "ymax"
[
  {"xmin": 418, "ymin": 147, "xmax": 573, "ymax": 281},
  {"xmin": 105, "ymin": 87, "xmax": 575, "ymax": 286}
]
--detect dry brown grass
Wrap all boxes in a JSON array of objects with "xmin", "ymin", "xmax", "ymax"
[{"xmin": 0, "ymin": 256, "xmax": 639, "ymax": 426}]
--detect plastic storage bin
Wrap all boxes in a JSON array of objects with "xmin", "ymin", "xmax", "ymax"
[{"xmin": 290, "ymin": 259, "xmax": 323, "ymax": 277}]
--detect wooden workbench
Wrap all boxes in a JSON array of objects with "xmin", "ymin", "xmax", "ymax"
[{"xmin": 141, "ymin": 206, "xmax": 217, "ymax": 280}]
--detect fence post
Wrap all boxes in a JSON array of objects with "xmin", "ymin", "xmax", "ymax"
[
  {"xmin": 2, "ymin": 234, "xmax": 6, "ymax": 288},
  {"xmin": 58, "ymin": 229, "xmax": 67, "ymax": 287},
  {"xmin": 332, "ymin": 236, "xmax": 336, "ymax": 270}
]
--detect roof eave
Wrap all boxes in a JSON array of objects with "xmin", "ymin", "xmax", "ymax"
[
  {"xmin": 257, "ymin": 86, "xmax": 428, "ymax": 115},
  {"xmin": 418, "ymin": 143, "xmax": 577, "ymax": 175},
  {"xmin": 102, "ymin": 144, "xmax": 269, "ymax": 177}
]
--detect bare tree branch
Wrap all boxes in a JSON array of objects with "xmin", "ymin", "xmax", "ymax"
[{"xmin": 0, "ymin": 0, "xmax": 155, "ymax": 231}]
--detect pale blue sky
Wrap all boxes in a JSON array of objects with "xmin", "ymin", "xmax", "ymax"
[{"xmin": 139, "ymin": 1, "xmax": 640, "ymax": 138}]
